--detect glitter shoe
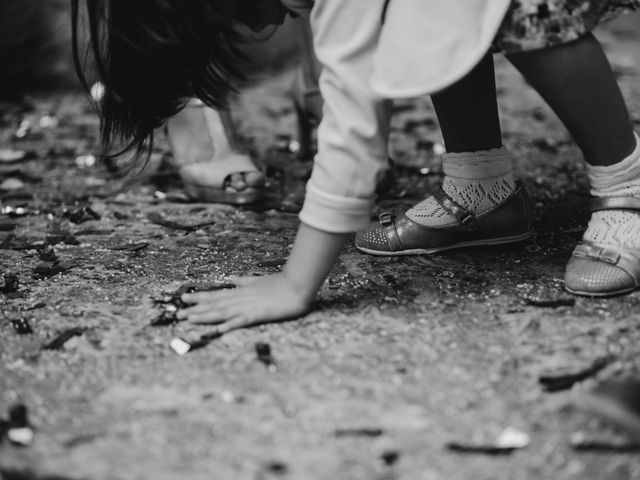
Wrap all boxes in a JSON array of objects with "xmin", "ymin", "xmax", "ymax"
[{"xmin": 355, "ymin": 180, "xmax": 533, "ymax": 255}]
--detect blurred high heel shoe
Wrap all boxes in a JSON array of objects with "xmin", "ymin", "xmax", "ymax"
[{"xmin": 166, "ymin": 99, "xmax": 265, "ymax": 205}]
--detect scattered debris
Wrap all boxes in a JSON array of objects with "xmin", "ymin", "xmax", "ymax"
[
  {"xmin": 152, "ymin": 304, "xmax": 181, "ymax": 327},
  {"xmin": 39, "ymin": 113, "xmax": 59, "ymax": 129},
  {"xmin": 170, "ymin": 331, "xmax": 224, "ymax": 355},
  {"xmin": 0, "ymin": 234, "xmax": 44, "ymax": 250},
  {"xmin": 74, "ymin": 154, "xmax": 97, "ymax": 168},
  {"xmin": 263, "ymin": 461, "xmax": 289, "ymax": 475},
  {"xmin": 24, "ymin": 302, "xmax": 46, "ymax": 311},
  {"xmin": 274, "ymin": 133, "xmax": 294, "ymax": 153},
  {"xmin": 288, "ymin": 139, "xmax": 302, "ymax": 155},
  {"xmin": 10, "ymin": 319, "xmax": 32, "ymax": 335},
  {"xmin": 64, "ymin": 205, "xmax": 101, "ymax": 224},
  {"xmin": 446, "ymin": 443, "xmax": 515, "ymax": 455},
  {"xmin": 0, "ymin": 149, "xmax": 29, "ymax": 163},
  {"xmin": 380, "ymin": 449, "xmax": 401, "ymax": 466},
  {"xmin": 37, "ymin": 246, "xmax": 58, "ymax": 262},
  {"xmin": 13, "ymin": 119, "xmax": 31, "ymax": 140},
  {"xmin": 73, "ymin": 227, "xmax": 113, "ymax": 236},
  {"xmin": 525, "ymin": 296, "xmax": 576, "ymax": 308},
  {"xmin": 154, "ymin": 191, "xmax": 167, "ymax": 201},
  {"xmin": 570, "ymin": 431, "xmax": 640, "ymax": 452},
  {"xmin": 6, "ymin": 403, "xmax": 34, "ymax": 447},
  {"xmin": 41, "ymin": 327, "xmax": 86, "ymax": 350},
  {"xmin": 112, "ymin": 210, "xmax": 130, "ymax": 220},
  {"xmin": 0, "ymin": 221, "xmax": 17, "ymax": 231},
  {"xmin": 152, "ymin": 283, "xmax": 235, "ymax": 326},
  {"xmin": 256, "ymin": 259, "xmax": 287, "ymax": 268},
  {"xmin": 275, "ymin": 203, "xmax": 301, "ymax": 214},
  {"xmin": 164, "ymin": 192, "xmax": 192, "ymax": 203},
  {"xmin": 447, "ymin": 427, "xmax": 530, "ymax": 455},
  {"xmin": 494, "ymin": 426, "xmax": 530, "ymax": 449},
  {"xmin": 33, "ymin": 260, "xmax": 76, "ymax": 279},
  {"xmin": 255, "ymin": 342, "xmax": 276, "ymax": 371},
  {"xmin": 110, "ymin": 241, "xmax": 150, "ymax": 252},
  {"xmin": 0, "ymin": 169, "xmax": 41, "ymax": 184},
  {"xmin": 539, "ymin": 356, "xmax": 611, "ymax": 392},
  {"xmin": 0, "ymin": 177, "xmax": 26, "ymax": 191},
  {"xmin": 147, "ymin": 212, "xmax": 216, "ymax": 231},
  {"xmin": 62, "ymin": 432, "xmax": 103, "ymax": 448},
  {"xmin": 1, "ymin": 206, "xmax": 29, "ymax": 217},
  {"xmin": 334, "ymin": 428, "xmax": 384, "ymax": 438},
  {"xmin": 1, "ymin": 274, "xmax": 20, "ymax": 295},
  {"xmin": 46, "ymin": 233, "xmax": 80, "ymax": 246}
]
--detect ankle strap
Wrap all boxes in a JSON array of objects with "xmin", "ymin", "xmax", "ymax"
[
  {"xmin": 433, "ymin": 188, "xmax": 479, "ymax": 230},
  {"xmin": 591, "ymin": 196, "xmax": 640, "ymax": 213}
]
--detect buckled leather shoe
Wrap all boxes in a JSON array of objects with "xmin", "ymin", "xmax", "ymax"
[
  {"xmin": 565, "ymin": 196, "xmax": 640, "ymax": 297},
  {"xmin": 355, "ymin": 180, "xmax": 533, "ymax": 255}
]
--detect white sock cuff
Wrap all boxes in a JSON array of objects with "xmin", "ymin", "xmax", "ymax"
[
  {"xmin": 442, "ymin": 147, "xmax": 513, "ymax": 179},
  {"xmin": 588, "ymin": 132, "xmax": 640, "ymax": 197}
]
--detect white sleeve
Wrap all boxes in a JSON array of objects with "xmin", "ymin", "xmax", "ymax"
[{"xmin": 298, "ymin": 0, "xmax": 393, "ymax": 233}]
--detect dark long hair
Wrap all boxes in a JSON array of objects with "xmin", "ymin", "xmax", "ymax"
[{"xmin": 71, "ymin": 0, "xmax": 254, "ymax": 158}]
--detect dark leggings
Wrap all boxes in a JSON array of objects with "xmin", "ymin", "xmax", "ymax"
[{"xmin": 432, "ymin": 33, "xmax": 635, "ymax": 166}]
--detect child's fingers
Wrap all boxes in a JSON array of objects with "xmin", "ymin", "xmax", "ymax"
[
  {"xmin": 182, "ymin": 290, "xmax": 235, "ymax": 303},
  {"xmin": 184, "ymin": 308, "xmax": 234, "ymax": 324},
  {"xmin": 178, "ymin": 301, "xmax": 224, "ymax": 318}
]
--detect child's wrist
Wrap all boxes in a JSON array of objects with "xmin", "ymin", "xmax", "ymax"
[{"xmin": 281, "ymin": 265, "xmax": 319, "ymax": 307}]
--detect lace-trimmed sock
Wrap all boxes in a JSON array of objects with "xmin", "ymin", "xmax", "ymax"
[
  {"xmin": 584, "ymin": 133, "xmax": 640, "ymax": 249},
  {"xmin": 406, "ymin": 147, "xmax": 517, "ymax": 226}
]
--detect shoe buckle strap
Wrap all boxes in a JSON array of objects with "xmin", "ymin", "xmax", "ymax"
[
  {"xmin": 573, "ymin": 244, "xmax": 620, "ymax": 265},
  {"xmin": 378, "ymin": 211, "xmax": 403, "ymax": 251},
  {"xmin": 379, "ymin": 211, "xmax": 394, "ymax": 227},
  {"xmin": 433, "ymin": 189, "xmax": 479, "ymax": 230},
  {"xmin": 573, "ymin": 243, "xmax": 640, "ymax": 285}
]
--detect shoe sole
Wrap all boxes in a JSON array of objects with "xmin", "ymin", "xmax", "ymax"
[
  {"xmin": 564, "ymin": 284, "xmax": 638, "ymax": 298},
  {"xmin": 356, "ymin": 229, "xmax": 534, "ymax": 256}
]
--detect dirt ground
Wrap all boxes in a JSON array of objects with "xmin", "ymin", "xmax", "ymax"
[{"xmin": 2, "ymin": 14, "xmax": 640, "ymax": 480}]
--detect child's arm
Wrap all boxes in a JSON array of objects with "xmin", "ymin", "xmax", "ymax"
[
  {"xmin": 177, "ymin": 223, "xmax": 349, "ymax": 331},
  {"xmin": 179, "ymin": 0, "xmax": 392, "ymax": 330}
]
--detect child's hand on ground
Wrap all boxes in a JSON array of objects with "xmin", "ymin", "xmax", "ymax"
[
  {"xmin": 177, "ymin": 273, "xmax": 311, "ymax": 332},
  {"xmin": 177, "ymin": 223, "xmax": 349, "ymax": 333}
]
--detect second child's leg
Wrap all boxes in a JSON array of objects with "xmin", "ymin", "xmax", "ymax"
[
  {"xmin": 356, "ymin": 54, "xmax": 533, "ymax": 255},
  {"xmin": 167, "ymin": 102, "xmax": 266, "ymax": 204},
  {"xmin": 431, "ymin": 53, "xmax": 502, "ymax": 153},
  {"xmin": 506, "ymin": 33, "xmax": 640, "ymax": 296},
  {"xmin": 506, "ymin": 33, "xmax": 635, "ymax": 167}
]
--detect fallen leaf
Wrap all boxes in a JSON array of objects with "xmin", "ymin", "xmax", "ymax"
[
  {"xmin": 41, "ymin": 327, "xmax": 86, "ymax": 350},
  {"xmin": 539, "ymin": 356, "xmax": 611, "ymax": 392}
]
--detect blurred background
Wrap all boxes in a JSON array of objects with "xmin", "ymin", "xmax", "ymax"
[{"xmin": 0, "ymin": 0, "xmax": 303, "ymax": 101}]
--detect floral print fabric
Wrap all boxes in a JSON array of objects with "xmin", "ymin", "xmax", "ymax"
[{"xmin": 494, "ymin": 0, "xmax": 640, "ymax": 52}]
